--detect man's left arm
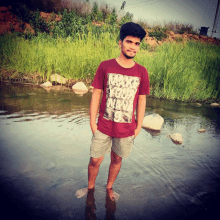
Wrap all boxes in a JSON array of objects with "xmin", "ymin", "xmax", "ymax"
[{"xmin": 135, "ymin": 95, "xmax": 146, "ymax": 138}]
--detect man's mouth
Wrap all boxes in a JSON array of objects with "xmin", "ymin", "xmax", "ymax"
[{"xmin": 128, "ymin": 50, "xmax": 136, "ymax": 53}]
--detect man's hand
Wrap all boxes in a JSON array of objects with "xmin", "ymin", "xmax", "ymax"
[
  {"xmin": 90, "ymin": 88, "xmax": 102, "ymax": 135},
  {"xmin": 134, "ymin": 127, "xmax": 141, "ymax": 138},
  {"xmin": 135, "ymin": 95, "xmax": 146, "ymax": 138},
  {"xmin": 91, "ymin": 123, "xmax": 98, "ymax": 135}
]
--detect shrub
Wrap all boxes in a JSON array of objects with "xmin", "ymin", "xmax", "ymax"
[
  {"xmin": 108, "ymin": 8, "xmax": 117, "ymax": 25},
  {"xmin": 140, "ymin": 41, "xmax": 149, "ymax": 50},
  {"xmin": 149, "ymin": 30, "xmax": 167, "ymax": 41},
  {"xmin": 119, "ymin": 12, "xmax": 133, "ymax": 26},
  {"xmin": 91, "ymin": 2, "xmax": 98, "ymax": 21},
  {"xmin": 164, "ymin": 22, "xmax": 198, "ymax": 35}
]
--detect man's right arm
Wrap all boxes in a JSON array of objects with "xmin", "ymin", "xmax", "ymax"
[{"xmin": 90, "ymin": 88, "xmax": 102, "ymax": 134}]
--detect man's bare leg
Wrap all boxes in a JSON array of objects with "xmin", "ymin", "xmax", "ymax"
[
  {"xmin": 106, "ymin": 150, "xmax": 122, "ymax": 201},
  {"xmin": 76, "ymin": 156, "xmax": 104, "ymax": 198},
  {"xmin": 88, "ymin": 156, "xmax": 104, "ymax": 189}
]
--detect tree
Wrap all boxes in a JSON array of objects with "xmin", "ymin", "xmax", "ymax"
[{"xmin": 120, "ymin": 1, "xmax": 126, "ymax": 11}]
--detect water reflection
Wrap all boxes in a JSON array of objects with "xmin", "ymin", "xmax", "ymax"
[{"xmin": 85, "ymin": 188, "xmax": 117, "ymax": 220}]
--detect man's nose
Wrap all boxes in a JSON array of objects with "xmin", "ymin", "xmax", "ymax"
[{"xmin": 130, "ymin": 43, "xmax": 136, "ymax": 50}]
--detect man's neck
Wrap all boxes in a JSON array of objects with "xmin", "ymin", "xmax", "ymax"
[{"xmin": 116, "ymin": 55, "xmax": 135, "ymax": 68}]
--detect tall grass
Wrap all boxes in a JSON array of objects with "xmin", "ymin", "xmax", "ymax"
[
  {"xmin": 136, "ymin": 41, "xmax": 220, "ymax": 101},
  {"xmin": 0, "ymin": 32, "xmax": 119, "ymax": 80},
  {"xmin": 1, "ymin": 33, "xmax": 219, "ymax": 102}
]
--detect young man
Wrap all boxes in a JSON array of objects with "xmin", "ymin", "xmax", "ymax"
[{"xmin": 76, "ymin": 22, "xmax": 150, "ymax": 201}]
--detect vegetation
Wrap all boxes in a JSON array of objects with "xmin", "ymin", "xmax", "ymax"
[{"xmin": 1, "ymin": 0, "xmax": 219, "ymax": 102}]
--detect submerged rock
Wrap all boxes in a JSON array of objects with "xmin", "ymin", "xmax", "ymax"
[
  {"xmin": 50, "ymin": 74, "xmax": 67, "ymax": 84},
  {"xmin": 142, "ymin": 114, "xmax": 164, "ymax": 131},
  {"xmin": 169, "ymin": 133, "xmax": 183, "ymax": 145},
  {"xmin": 46, "ymin": 162, "xmax": 56, "ymax": 171},
  {"xmin": 72, "ymin": 82, "xmax": 88, "ymax": 95}
]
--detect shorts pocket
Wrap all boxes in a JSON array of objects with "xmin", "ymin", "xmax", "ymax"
[{"xmin": 93, "ymin": 129, "xmax": 99, "ymax": 136}]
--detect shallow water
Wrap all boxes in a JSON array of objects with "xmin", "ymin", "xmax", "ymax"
[{"xmin": 0, "ymin": 84, "xmax": 220, "ymax": 220}]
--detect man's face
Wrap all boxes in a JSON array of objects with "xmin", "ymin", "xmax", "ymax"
[{"xmin": 119, "ymin": 36, "xmax": 141, "ymax": 59}]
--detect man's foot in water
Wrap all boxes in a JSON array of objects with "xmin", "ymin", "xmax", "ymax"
[{"xmin": 106, "ymin": 188, "xmax": 119, "ymax": 202}]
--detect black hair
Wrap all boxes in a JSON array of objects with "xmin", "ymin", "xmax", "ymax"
[{"xmin": 120, "ymin": 22, "xmax": 146, "ymax": 42}]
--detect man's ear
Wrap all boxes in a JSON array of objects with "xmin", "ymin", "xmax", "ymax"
[{"xmin": 119, "ymin": 39, "xmax": 122, "ymax": 47}]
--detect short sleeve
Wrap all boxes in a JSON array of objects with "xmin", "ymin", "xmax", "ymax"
[
  {"xmin": 139, "ymin": 67, "xmax": 150, "ymax": 95},
  {"xmin": 92, "ymin": 62, "xmax": 104, "ymax": 90}
]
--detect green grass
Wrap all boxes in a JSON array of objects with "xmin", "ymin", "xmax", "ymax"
[
  {"xmin": 0, "ymin": 33, "xmax": 220, "ymax": 102},
  {"xmin": 136, "ymin": 41, "xmax": 220, "ymax": 101},
  {"xmin": 0, "ymin": 32, "xmax": 119, "ymax": 80}
]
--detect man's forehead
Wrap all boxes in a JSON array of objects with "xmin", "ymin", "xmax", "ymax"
[{"xmin": 124, "ymin": 36, "xmax": 141, "ymax": 42}]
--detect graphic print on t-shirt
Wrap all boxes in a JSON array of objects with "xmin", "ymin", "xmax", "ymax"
[{"xmin": 104, "ymin": 73, "xmax": 140, "ymax": 123}]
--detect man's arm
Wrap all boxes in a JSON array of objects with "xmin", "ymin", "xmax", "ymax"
[
  {"xmin": 135, "ymin": 95, "xmax": 146, "ymax": 138},
  {"xmin": 90, "ymin": 88, "xmax": 102, "ymax": 134}
]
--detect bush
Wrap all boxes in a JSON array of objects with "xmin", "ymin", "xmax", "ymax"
[
  {"xmin": 119, "ymin": 12, "xmax": 133, "ymax": 26},
  {"xmin": 149, "ymin": 30, "xmax": 167, "ymax": 41},
  {"xmin": 29, "ymin": 10, "xmax": 51, "ymax": 34},
  {"xmin": 52, "ymin": 9, "xmax": 85, "ymax": 38},
  {"xmin": 91, "ymin": 2, "xmax": 98, "ymax": 21},
  {"xmin": 108, "ymin": 8, "xmax": 117, "ymax": 25},
  {"xmin": 164, "ymin": 22, "xmax": 198, "ymax": 35},
  {"xmin": 140, "ymin": 41, "xmax": 149, "ymax": 50}
]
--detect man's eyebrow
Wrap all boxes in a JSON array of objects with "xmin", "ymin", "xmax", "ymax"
[{"xmin": 126, "ymin": 40, "xmax": 140, "ymax": 44}]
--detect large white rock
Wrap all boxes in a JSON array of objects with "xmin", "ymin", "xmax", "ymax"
[
  {"xmin": 72, "ymin": 82, "xmax": 88, "ymax": 94},
  {"xmin": 40, "ymin": 81, "xmax": 52, "ymax": 87},
  {"xmin": 169, "ymin": 133, "xmax": 183, "ymax": 145},
  {"xmin": 210, "ymin": 103, "xmax": 219, "ymax": 107},
  {"xmin": 50, "ymin": 74, "xmax": 66, "ymax": 84},
  {"xmin": 142, "ymin": 114, "xmax": 164, "ymax": 131}
]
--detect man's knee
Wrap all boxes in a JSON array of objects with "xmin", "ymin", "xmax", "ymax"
[
  {"xmin": 89, "ymin": 156, "xmax": 104, "ymax": 167},
  {"xmin": 111, "ymin": 151, "xmax": 122, "ymax": 165}
]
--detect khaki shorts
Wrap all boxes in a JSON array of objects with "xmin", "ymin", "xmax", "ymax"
[{"xmin": 90, "ymin": 130, "xmax": 135, "ymax": 159}]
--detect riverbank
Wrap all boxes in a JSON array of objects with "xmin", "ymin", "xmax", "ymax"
[{"xmin": 1, "ymin": 34, "xmax": 220, "ymax": 103}]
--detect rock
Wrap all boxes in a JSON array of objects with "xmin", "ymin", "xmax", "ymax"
[
  {"xmin": 72, "ymin": 82, "xmax": 88, "ymax": 95},
  {"xmin": 195, "ymin": 103, "xmax": 202, "ymax": 107},
  {"xmin": 142, "ymin": 114, "xmax": 164, "ymax": 131},
  {"xmin": 40, "ymin": 81, "xmax": 52, "ymax": 87},
  {"xmin": 46, "ymin": 162, "xmax": 56, "ymax": 171},
  {"xmin": 169, "ymin": 133, "xmax": 183, "ymax": 145},
  {"xmin": 198, "ymin": 129, "xmax": 206, "ymax": 133},
  {"xmin": 89, "ymin": 86, "xmax": 94, "ymax": 92},
  {"xmin": 50, "ymin": 73, "xmax": 66, "ymax": 84},
  {"xmin": 210, "ymin": 103, "xmax": 219, "ymax": 107}
]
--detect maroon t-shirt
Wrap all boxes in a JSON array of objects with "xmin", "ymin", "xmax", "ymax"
[{"xmin": 92, "ymin": 59, "xmax": 150, "ymax": 138}]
